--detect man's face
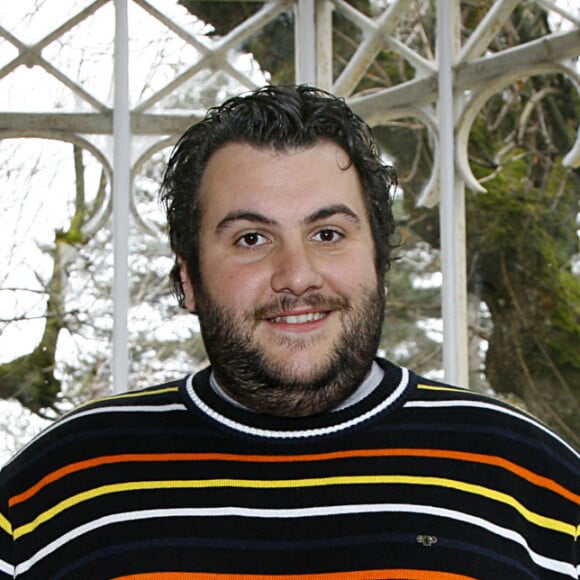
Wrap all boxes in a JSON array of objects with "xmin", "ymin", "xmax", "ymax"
[{"xmin": 181, "ymin": 141, "xmax": 385, "ymax": 416}]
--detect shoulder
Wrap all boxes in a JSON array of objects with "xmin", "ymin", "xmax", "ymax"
[
  {"xmin": 0, "ymin": 377, "xmax": 189, "ymax": 481},
  {"xmin": 43, "ymin": 376, "xmax": 187, "ymax": 428},
  {"xmin": 65, "ymin": 378, "xmax": 187, "ymax": 417},
  {"xmin": 405, "ymin": 373, "xmax": 579, "ymax": 482}
]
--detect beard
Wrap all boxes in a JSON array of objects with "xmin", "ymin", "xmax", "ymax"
[{"xmin": 194, "ymin": 282, "xmax": 385, "ymax": 417}]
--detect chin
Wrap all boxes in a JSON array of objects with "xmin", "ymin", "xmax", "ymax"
[{"xmin": 267, "ymin": 355, "xmax": 332, "ymax": 383}]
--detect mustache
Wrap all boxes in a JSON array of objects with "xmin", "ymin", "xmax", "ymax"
[{"xmin": 253, "ymin": 294, "xmax": 350, "ymax": 320}]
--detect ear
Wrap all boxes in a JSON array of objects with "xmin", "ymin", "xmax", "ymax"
[{"xmin": 179, "ymin": 260, "xmax": 197, "ymax": 313}]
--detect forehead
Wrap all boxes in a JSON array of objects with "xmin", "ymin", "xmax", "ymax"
[{"xmin": 197, "ymin": 141, "xmax": 368, "ymax": 224}]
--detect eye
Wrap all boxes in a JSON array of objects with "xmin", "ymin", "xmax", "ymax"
[
  {"xmin": 312, "ymin": 228, "xmax": 343, "ymax": 243},
  {"xmin": 236, "ymin": 232, "xmax": 268, "ymax": 249}
]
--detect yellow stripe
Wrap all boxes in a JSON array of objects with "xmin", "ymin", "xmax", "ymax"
[
  {"xmin": 75, "ymin": 386, "xmax": 180, "ymax": 410},
  {"xmin": 14, "ymin": 475, "xmax": 575, "ymax": 539},
  {"xmin": 0, "ymin": 511, "xmax": 12, "ymax": 536},
  {"xmin": 417, "ymin": 384, "xmax": 466, "ymax": 393},
  {"xmin": 416, "ymin": 384, "xmax": 539, "ymax": 421}
]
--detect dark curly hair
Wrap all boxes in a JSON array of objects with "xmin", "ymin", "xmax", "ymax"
[{"xmin": 160, "ymin": 85, "xmax": 397, "ymax": 307}]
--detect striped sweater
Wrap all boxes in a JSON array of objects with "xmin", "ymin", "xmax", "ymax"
[{"xmin": 1, "ymin": 359, "xmax": 578, "ymax": 579}]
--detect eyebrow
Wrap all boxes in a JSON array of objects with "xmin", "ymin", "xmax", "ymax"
[
  {"xmin": 303, "ymin": 204, "xmax": 361, "ymax": 226},
  {"xmin": 215, "ymin": 203, "xmax": 361, "ymax": 233},
  {"xmin": 216, "ymin": 211, "xmax": 278, "ymax": 233}
]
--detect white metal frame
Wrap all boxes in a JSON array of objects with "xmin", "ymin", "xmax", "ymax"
[{"xmin": 1, "ymin": 0, "xmax": 579, "ymax": 391}]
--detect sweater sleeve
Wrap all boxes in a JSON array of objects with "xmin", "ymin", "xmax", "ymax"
[
  {"xmin": 0, "ymin": 472, "xmax": 14, "ymax": 579},
  {"xmin": 575, "ymin": 505, "xmax": 580, "ymax": 580}
]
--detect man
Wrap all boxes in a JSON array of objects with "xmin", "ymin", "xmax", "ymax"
[{"xmin": 1, "ymin": 85, "xmax": 578, "ymax": 579}]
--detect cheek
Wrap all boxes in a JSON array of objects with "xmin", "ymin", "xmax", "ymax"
[
  {"xmin": 326, "ymin": 254, "xmax": 377, "ymax": 290},
  {"xmin": 206, "ymin": 264, "xmax": 270, "ymax": 309}
]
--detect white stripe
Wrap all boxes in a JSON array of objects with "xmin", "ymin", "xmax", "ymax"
[
  {"xmin": 0, "ymin": 558, "xmax": 14, "ymax": 576},
  {"xmin": 15, "ymin": 502, "xmax": 576, "ymax": 577},
  {"xmin": 185, "ymin": 368, "xmax": 410, "ymax": 439},
  {"xmin": 406, "ymin": 398, "xmax": 580, "ymax": 460},
  {"xmin": 421, "ymin": 505, "xmax": 577, "ymax": 577}
]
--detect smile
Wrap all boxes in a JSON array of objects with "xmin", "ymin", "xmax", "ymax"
[{"xmin": 269, "ymin": 311, "xmax": 328, "ymax": 324}]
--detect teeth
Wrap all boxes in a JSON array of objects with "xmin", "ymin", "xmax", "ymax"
[{"xmin": 271, "ymin": 312, "xmax": 326, "ymax": 324}]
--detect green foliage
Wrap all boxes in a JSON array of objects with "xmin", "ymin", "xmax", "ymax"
[
  {"xmin": 469, "ymin": 166, "xmax": 580, "ymax": 370},
  {"xmin": 0, "ymin": 345, "xmax": 61, "ymax": 413}
]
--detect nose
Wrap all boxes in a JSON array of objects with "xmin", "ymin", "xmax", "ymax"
[{"xmin": 270, "ymin": 241, "xmax": 324, "ymax": 296}]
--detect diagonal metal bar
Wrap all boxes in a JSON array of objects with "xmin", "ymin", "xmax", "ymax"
[
  {"xmin": 333, "ymin": 0, "xmax": 413, "ymax": 95},
  {"xmin": 0, "ymin": 0, "xmax": 109, "ymax": 55},
  {"xmin": 132, "ymin": 0, "xmax": 213, "ymax": 55},
  {"xmin": 460, "ymin": 0, "xmax": 520, "ymax": 62},
  {"xmin": 26, "ymin": 52, "xmax": 110, "ymax": 112},
  {"xmin": 0, "ymin": 0, "xmax": 110, "ymax": 77},
  {"xmin": 0, "ymin": 0, "xmax": 111, "ymax": 111},
  {"xmin": 0, "ymin": 40, "xmax": 110, "ymax": 112},
  {"xmin": 212, "ymin": 0, "xmax": 294, "ymax": 59},
  {"xmin": 0, "ymin": 25, "xmax": 35, "ymax": 78},
  {"xmin": 132, "ymin": 50, "xmax": 255, "ymax": 114},
  {"xmin": 33, "ymin": 0, "xmax": 111, "ymax": 50},
  {"xmin": 535, "ymin": 0, "xmax": 580, "ymax": 26},
  {"xmin": 213, "ymin": 55, "xmax": 262, "ymax": 90},
  {"xmin": 456, "ymin": 27, "xmax": 580, "ymax": 88},
  {"xmin": 332, "ymin": 0, "xmax": 435, "ymax": 78},
  {"xmin": 349, "ymin": 27, "xmax": 580, "ymax": 119},
  {"xmin": 134, "ymin": 0, "xmax": 292, "ymax": 113}
]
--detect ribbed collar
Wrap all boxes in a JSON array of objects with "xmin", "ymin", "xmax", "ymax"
[{"xmin": 181, "ymin": 358, "xmax": 415, "ymax": 440}]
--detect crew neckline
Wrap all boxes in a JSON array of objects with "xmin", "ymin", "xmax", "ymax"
[
  {"xmin": 208, "ymin": 360, "xmax": 385, "ymax": 413},
  {"xmin": 181, "ymin": 358, "xmax": 415, "ymax": 440}
]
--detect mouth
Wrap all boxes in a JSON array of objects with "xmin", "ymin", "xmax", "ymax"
[
  {"xmin": 269, "ymin": 311, "xmax": 328, "ymax": 325},
  {"xmin": 255, "ymin": 295, "xmax": 347, "ymax": 330}
]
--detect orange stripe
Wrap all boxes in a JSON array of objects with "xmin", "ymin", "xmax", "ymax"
[
  {"xmin": 11, "ymin": 448, "xmax": 578, "ymax": 507},
  {"xmin": 113, "ymin": 570, "xmax": 477, "ymax": 579}
]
